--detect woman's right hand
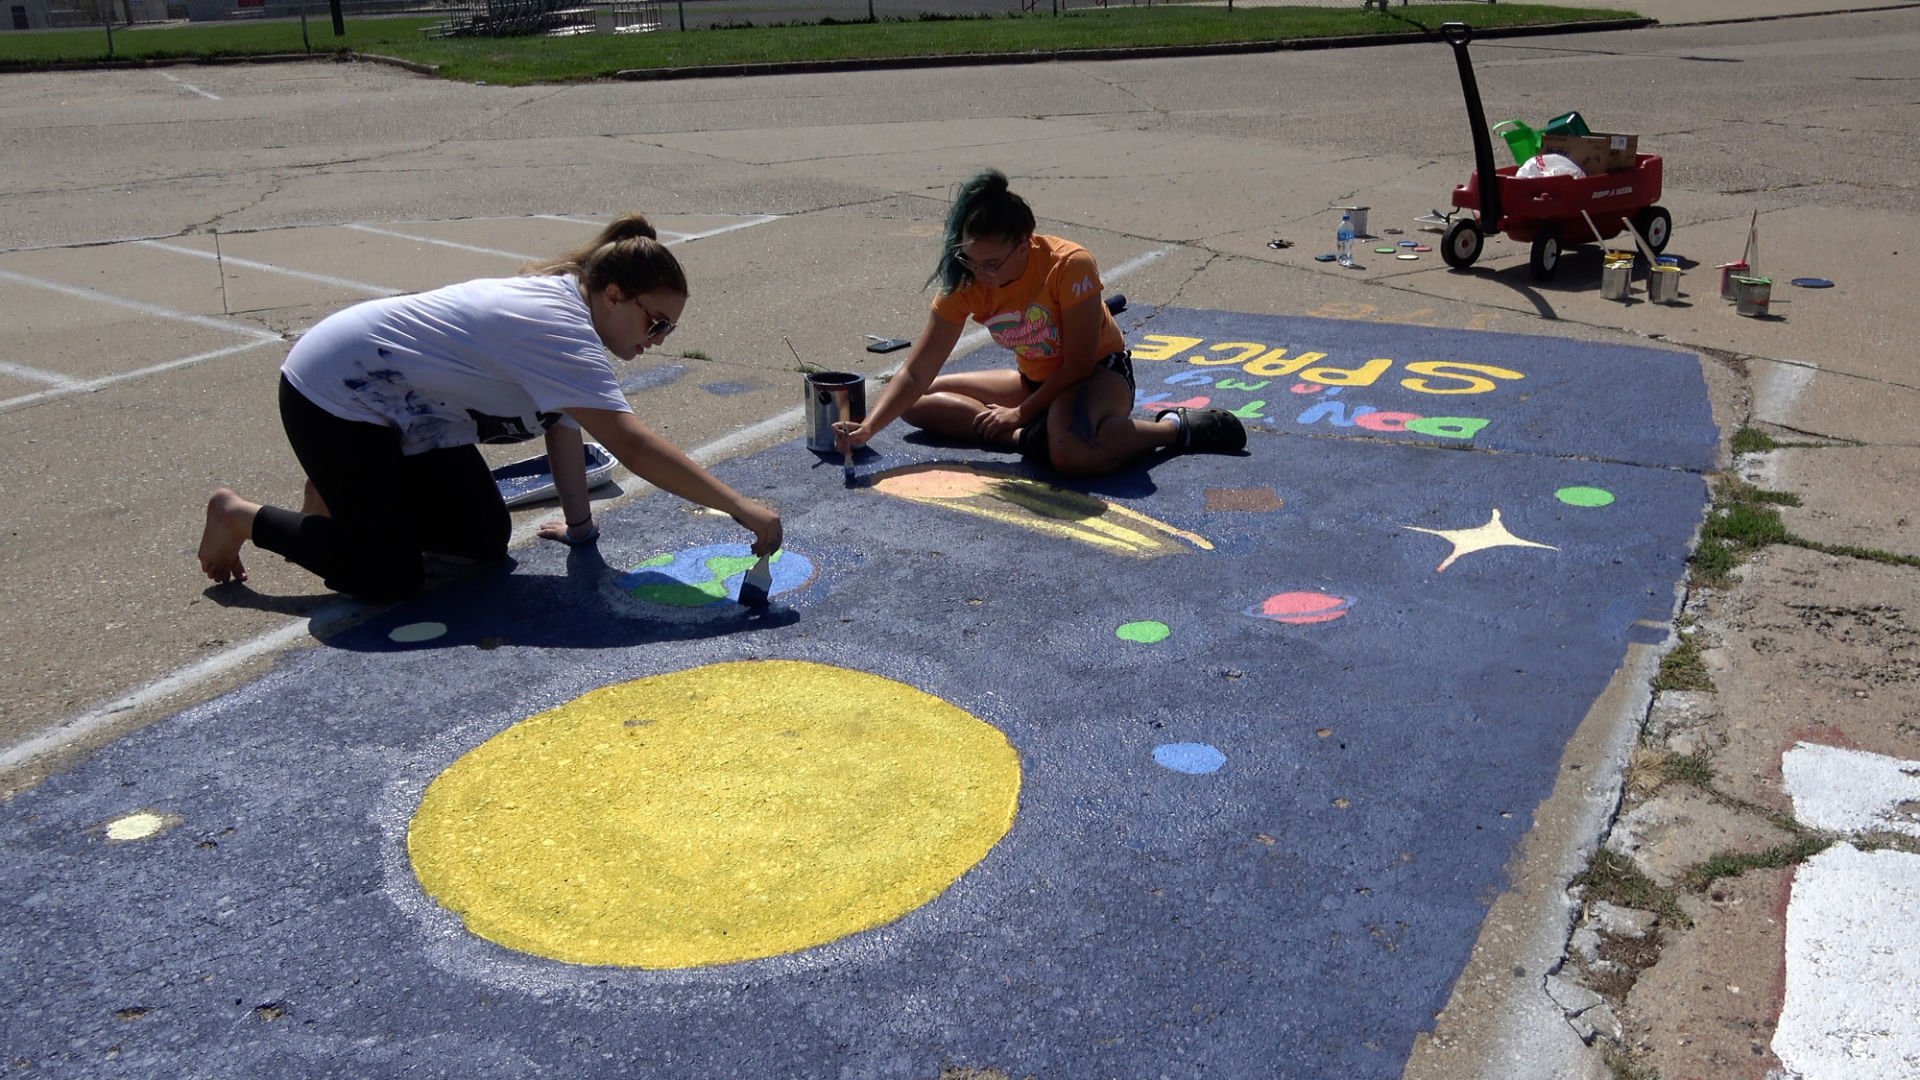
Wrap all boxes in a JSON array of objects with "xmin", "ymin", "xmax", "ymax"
[
  {"xmin": 833, "ymin": 420, "xmax": 871, "ymax": 455},
  {"xmin": 732, "ymin": 499, "xmax": 784, "ymax": 558}
]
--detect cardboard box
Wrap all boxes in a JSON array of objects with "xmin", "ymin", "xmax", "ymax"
[{"xmin": 1540, "ymin": 131, "xmax": 1639, "ymax": 174}]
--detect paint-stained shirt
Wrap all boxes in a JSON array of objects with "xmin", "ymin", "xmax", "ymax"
[
  {"xmin": 931, "ymin": 235, "xmax": 1126, "ymax": 385},
  {"xmin": 281, "ymin": 275, "xmax": 631, "ymax": 456}
]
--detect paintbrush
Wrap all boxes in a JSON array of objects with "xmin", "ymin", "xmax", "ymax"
[{"xmin": 737, "ymin": 553, "xmax": 772, "ymax": 610}]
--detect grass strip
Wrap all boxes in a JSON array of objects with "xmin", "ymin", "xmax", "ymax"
[{"xmin": 1, "ymin": 5, "xmax": 1633, "ymax": 84}]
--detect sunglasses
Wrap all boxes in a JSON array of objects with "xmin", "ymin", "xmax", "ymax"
[
  {"xmin": 634, "ymin": 299, "xmax": 678, "ymax": 339},
  {"xmin": 954, "ymin": 239, "xmax": 1026, "ymax": 276}
]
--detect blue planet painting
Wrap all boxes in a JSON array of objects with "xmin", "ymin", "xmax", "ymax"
[{"xmin": 614, "ymin": 543, "xmax": 817, "ymax": 608}]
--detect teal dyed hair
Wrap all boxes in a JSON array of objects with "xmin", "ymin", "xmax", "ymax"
[{"xmin": 928, "ymin": 169, "xmax": 1036, "ymax": 293}]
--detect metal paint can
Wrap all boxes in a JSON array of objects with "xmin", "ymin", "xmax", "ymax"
[
  {"xmin": 1718, "ymin": 260, "xmax": 1749, "ymax": 301},
  {"xmin": 1600, "ymin": 256, "xmax": 1633, "ymax": 301},
  {"xmin": 1648, "ymin": 265, "xmax": 1683, "ymax": 304},
  {"xmin": 1335, "ymin": 205, "xmax": 1370, "ymax": 236},
  {"xmin": 1733, "ymin": 276, "xmax": 1773, "ymax": 318},
  {"xmin": 803, "ymin": 371, "xmax": 866, "ymax": 452}
]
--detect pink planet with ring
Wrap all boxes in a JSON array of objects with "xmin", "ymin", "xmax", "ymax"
[{"xmin": 1245, "ymin": 591, "xmax": 1353, "ymax": 624}]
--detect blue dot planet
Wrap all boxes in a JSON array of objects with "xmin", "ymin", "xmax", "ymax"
[{"xmin": 1153, "ymin": 742, "xmax": 1227, "ymax": 774}]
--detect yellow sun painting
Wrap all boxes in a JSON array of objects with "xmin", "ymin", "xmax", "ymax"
[{"xmin": 408, "ymin": 660, "xmax": 1021, "ymax": 969}]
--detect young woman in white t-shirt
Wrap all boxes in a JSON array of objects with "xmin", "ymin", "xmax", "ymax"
[{"xmin": 196, "ymin": 213, "xmax": 781, "ymax": 602}]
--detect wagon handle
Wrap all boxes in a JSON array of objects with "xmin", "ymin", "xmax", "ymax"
[{"xmin": 1441, "ymin": 22, "xmax": 1503, "ymax": 229}]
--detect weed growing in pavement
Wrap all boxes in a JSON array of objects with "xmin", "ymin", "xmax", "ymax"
[
  {"xmin": 1730, "ymin": 424, "xmax": 1853, "ymax": 453},
  {"xmin": 1689, "ymin": 477, "xmax": 1792, "ymax": 588},
  {"xmin": 1573, "ymin": 849, "xmax": 1690, "ymax": 930},
  {"xmin": 1652, "ymin": 622, "xmax": 1712, "ymax": 693},
  {"xmin": 679, "ymin": 349, "xmax": 711, "ymax": 361},
  {"xmin": 1681, "ymin": 835, "xmax": 1831, "ymax": 892},
  {"xmin": 1660, "ymin": 752, "xmax": 1715, "ymax": 790},
  {"xmin": 1730, "ymin": 426, "xmax": 1778, "ymax": 455},
  {"xmin": 1603, "ymin": 1046, "xmax": 1664, "ymax": 1080}
]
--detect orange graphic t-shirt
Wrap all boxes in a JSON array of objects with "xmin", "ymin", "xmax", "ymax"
[{"xmin": 931, "ymin": 235, "xmax": 1126, "ymax": 385}]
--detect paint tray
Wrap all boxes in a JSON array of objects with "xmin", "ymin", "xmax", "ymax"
[{"xmin": 492, "ymin": 441, "xmax": 618, "ymax": 508}]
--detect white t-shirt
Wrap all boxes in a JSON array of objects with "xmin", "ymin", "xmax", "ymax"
[{"xmin": 282, "ymin": 275, "xmax": 631, "ymax": 456}]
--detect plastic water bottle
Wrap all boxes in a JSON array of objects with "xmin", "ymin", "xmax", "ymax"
[{"xmin": 1336, "ymin": 213, "xmax": 1355, "ymax": 267}]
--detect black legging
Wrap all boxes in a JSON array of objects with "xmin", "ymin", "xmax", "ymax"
[{"xmin": 252, "ymin": 375, "xmax": 510, "ymax": 602}]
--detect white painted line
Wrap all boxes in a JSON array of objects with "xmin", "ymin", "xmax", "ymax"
[
  {"xmin": 160, "ymin": 71, "xmax": 221, "ymax": 101},
  {"xmin": 531, "ymin": 213, "xmax": 780, "ymax": 247},
  {"xmin": 1751, "ymin": 357, "xmax": 1818, "ymax": 424},
  {"xmin": 0, "ymin": 615, "xmax": 333, "ymax": 775},
  {"xmin": 344, "ymin": 224, "xmax": 539, "ymax": 263},
  {"xmin": 0, "ymin": 339, "xmax": 281, "ymax": 414},
  {"xmin": 670, "ymin": 215, "xmax": 783, "ymax": 244},
  {"xmin": 2, "ymin": 244, "xmax": 1172, "ymax": 773},
  {"xmin": 139, "ymin": 240, "xmax": 402, "ymax": 298},
  {"xmin": 0, "ymin": 360, "xmax": 80, "ymax": 388},
  {"xmin": 1783, "ymin": 741, "xmax": 1920, "ymax": 839},
  {"xmin": 0, "ymin": 268, "xmax": 282, "ymax": 342},
  {"xmin": 1772, "ymin": 843, "xmax": 1920, "ymax": 1077}
]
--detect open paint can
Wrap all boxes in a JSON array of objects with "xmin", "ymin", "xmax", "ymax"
[
  {"xmin": 1600, "ymin": 256, "xmax": 1633, "ymax": 301},
  {"xmin": 1648, "ymin": 265, "xmax": 1683, "ymax": 304},
  {"xmin": 804, "ymin": 371, "xmax": 866, "ymax": 452},
  {"xmin": 1733, "ymin": 276, "xmax": 1773, "ymax": 318},
  {"xmin": 1718, "ymin": 260, "xmax": 1750, "ymax": 301}
]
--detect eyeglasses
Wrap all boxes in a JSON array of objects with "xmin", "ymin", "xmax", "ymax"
[
  {"xmin": 635, "ymin": 300, "xmax": 677, "ymax": 339},
  {"xmin": 954, "ymin": 239, "xmax": 1026, "ymax": 277}
]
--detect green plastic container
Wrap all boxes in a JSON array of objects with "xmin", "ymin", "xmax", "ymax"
[
  {"xmin": 1492, "ymin": 119, "xmax": 1541, "ymax": 164},
  {"xmin": 1544, "ymin": 110, "xmax": 1591, "ymax": 138}
]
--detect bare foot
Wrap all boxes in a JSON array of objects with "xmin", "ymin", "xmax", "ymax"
[
  {"xmin": 300, "ymin": 479, "xmax": 331, "ymax": 517},
  {"xmin": 198, "ymin": 488, "xmax": 259, "ymax": 585}
]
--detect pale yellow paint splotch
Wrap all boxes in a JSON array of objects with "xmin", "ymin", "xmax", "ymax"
[
  {"xmin": 407, "ymin": 660, "xmax": 1021, "ymax": 969},
  {"xmin": 870, "ymin": 463, "xmax": 1211, "ymax": 556}
]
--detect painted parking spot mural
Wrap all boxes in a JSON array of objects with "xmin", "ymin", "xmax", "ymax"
[{"xmin": 0, "ymin": 310, "xmax": 1714, "ymax": 1079}]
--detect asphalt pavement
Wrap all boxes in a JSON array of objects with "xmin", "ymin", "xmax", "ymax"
[{"xmin": 2, "ymin": 4, "xmax": 1918, "ymax": 1078}]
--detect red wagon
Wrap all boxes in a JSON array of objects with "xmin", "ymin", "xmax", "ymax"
[{"xmin": 1436, "ymin": 22, "xmax": 1672, "ymax": 281}]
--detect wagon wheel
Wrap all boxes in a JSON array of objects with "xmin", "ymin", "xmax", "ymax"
[
  {"xmin": 1441, "ymin": 218, "xmax": 1483, "ymax": 269},
  {"xmin": 1529, "ymin": 224, "xmax": 1562, "ymax": 281},
  {"xmin": 1633, "ymin": 205, "xmax": 1673, "ymax": 254}
]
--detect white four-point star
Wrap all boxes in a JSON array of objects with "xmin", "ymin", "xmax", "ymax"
[{"xmin": 1403, "ymin": 508, "xmax": 1558, "ymax": 573}]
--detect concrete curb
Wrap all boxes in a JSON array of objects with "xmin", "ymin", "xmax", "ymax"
[{"xmin": 606, "ymin": 17, "xmax": 1651, "ymax": 81}]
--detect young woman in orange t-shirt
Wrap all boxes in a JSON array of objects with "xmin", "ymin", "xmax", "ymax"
[{"xmin": 836, "ymin": 169, "xmax": 1245, "ymax": 476}]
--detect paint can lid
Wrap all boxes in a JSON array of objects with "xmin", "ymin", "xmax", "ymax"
[
  {"xmin": 1373, "ymin": 246, "xmax": 1397, "ymax": 254},
  {"xmin": 1413, "ymin": 244, "xmax": 1433, "ymax": 253},
  {"xmin": 1656, "ymin": 255, "xmax": 1681, "ymax": 265},
  {"xmin": 1396, "ymin": 253, "xmax": 1420, "ymax": 260},
  {"xmin": 1399, "ymin": 240, "xmax": 1419, "ymax": 247},
  {"xmin": 1314, "ymin": 253, "xmax": 1338, "ymax": 262},
  {"xmin": 1790, "ymin": 277, "xmax": 1834, "ymax": 288}
]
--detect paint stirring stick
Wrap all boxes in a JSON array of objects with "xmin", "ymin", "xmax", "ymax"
[{"xmin": 737, "ymin": 554, "xmax": 772, "ymax": 610}]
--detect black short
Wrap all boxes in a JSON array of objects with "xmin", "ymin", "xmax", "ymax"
[{"xmin": 1020, "ymin": 351, "xmax": 1136, "ymax": 395}]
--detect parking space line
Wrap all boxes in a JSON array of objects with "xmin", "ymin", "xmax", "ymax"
[
  {"xmin": 0, "ymin": 339, "xmax": 282, "ymax": 414},
  {"xmin": 531, "ymin": 214, "xmax": 782, "ymax": 246},
  {"xmin": 344, "ymin": 224, "xmax": 538, "ymax": 262},
  {"xmin": 159, "ymin": 72, "xmax": 221, "ymax": 101},
  {"xmin": 0, "ymin": 268, "xmax": 283, "ymax": 342},
  {"xmin": 139, "ymin": 240, "xmax": 403, "ymax": 298},
  {"xmin": 0, "ymin": 360, "xmax": 80, "ymax": 388}
]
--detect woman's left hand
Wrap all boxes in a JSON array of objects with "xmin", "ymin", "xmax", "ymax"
[
  {"xmin": 538, "ymin": 517, "xmax": 600, "ymax": 546},
  {"xmin": 975, "ymin": 404, "xmax": 1024, "ymax": 440}
]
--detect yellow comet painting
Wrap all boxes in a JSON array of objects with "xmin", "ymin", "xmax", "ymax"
[{"xmin": 866, "ymin": 464, "xmax": 1213, "ymax": 557}]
